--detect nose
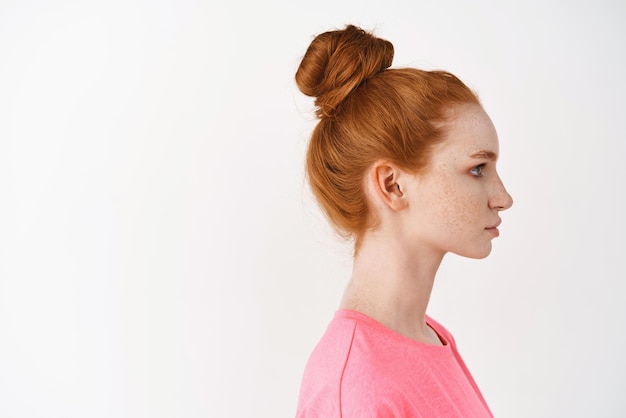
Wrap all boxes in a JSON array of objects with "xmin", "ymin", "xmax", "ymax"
[{"xmin": 489, "ymin": 175, "xmax": 513, "ymax": 211}]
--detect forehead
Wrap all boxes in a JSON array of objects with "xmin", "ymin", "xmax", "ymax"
[{"xmin": 433, "ymin": 104, "xmax": 499, "ymax": 160}]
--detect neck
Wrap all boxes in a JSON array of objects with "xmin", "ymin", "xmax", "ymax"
[{"xmin": 340, "ymin": 230, "xmax": 445, "ymax": 345}]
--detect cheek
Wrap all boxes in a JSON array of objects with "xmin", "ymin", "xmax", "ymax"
[{"xmin": 435, "ymin": 181, "xmax": 482, "ymax": 233}]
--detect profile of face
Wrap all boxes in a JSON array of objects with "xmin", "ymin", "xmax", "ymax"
[{"xmin": 400, "ymin": 104, "xmax": 513, "ymax": 259}]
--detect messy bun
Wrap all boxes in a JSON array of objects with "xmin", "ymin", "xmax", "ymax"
[
  {"xmin": 295, "ymin": 25, "xmax": 393, "ymax": 118},
  {"xmin": 296, "ymin": 25, "xmax": 479, "ymax": 244}
]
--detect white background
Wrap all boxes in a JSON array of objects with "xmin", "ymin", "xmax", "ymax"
[{"xmin": 1, "ymin": 0, "xmax": 625, "ymax": 417}]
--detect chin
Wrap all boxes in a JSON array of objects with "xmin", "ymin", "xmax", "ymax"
[{"xmin": 453, "ymin": 243, "xmax": 492, "ymax": 260}]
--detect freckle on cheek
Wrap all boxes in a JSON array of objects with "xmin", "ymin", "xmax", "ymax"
[
  {"xmin": 438, "ymin": 187, "xmax": 475, "ymax": 232},
  {"xmin": 438, "ymin": 188, "xmax": 461, "ymax": 231}
]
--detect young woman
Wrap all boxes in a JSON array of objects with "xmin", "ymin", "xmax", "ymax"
[{"xmin": 294, "ymin": 25, "xmax": 513, "ymax": 417}]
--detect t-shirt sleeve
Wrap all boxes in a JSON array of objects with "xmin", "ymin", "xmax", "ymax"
[
  {"xmin": 296, "ymin": 319, "xmax": 357, "ymax": 417},
  {"xmin": 338, "ymin": 389, "xmax": 427, "ymax": 418},
  {"xmin": 298, "ymin": 391, "xmax": 425, "ymax": 418}
]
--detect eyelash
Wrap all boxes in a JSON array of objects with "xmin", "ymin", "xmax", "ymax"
[{"xmin": 470, "ymin": 164, "xmax": 486, "ymax": 178}]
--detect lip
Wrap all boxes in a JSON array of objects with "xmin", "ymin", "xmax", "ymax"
[
  {"xmin": 485, "ymin": 227, "xmax": 500, "ymax": 237},
  {"xmin": 485, "ymin": 219, "xmax": 501, "ymax": 237}
]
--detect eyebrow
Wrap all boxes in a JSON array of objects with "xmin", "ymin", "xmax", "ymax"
[{"xmin": 470, "ymin": 150, "xmax": 498, "ymax": 161}]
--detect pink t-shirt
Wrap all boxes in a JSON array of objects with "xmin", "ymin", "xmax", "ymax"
[{"xmin": 296, "ymin": 310, "xmax": 493, "ymax": 418}]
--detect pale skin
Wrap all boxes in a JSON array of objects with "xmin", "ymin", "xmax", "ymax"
[{"xmin": 339, "ymin": 103, "xmax": 513, "ymax": 346}]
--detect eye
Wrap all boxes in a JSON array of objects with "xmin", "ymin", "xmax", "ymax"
[{"xmin": 470, "ymin": 164, "xmax": 486, "ymax": 177}]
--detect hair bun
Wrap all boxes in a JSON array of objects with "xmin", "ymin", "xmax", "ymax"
[{"xmin": 296, "ymin": 25, "xmax": 394, "ymax": 118}]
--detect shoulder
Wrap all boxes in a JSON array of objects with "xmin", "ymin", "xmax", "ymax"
[
  {"xmin": 296, "ymin": 313, "xmax": 358, "ymax": 415},
  {"xmin": 296, "ymin": 311, "xmax": 427, "ymax": 417}
]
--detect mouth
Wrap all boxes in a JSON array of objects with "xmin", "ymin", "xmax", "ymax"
[
  {"xmin": 485, "ymin": 227, "xmax": 500, "ymax": 237},
  {"xmin": 485, "ymin": 219, "xmax": 502, "ymax": 237}
]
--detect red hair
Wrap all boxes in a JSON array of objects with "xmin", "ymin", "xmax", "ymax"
[{"xmin": 296, "ymin": 25, "xmax": 479, "ymax": 242}]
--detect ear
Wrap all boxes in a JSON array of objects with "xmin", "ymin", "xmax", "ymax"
[{"xmin": 368, "ymin": 161, "xmax": 408, "ymax": 212}]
